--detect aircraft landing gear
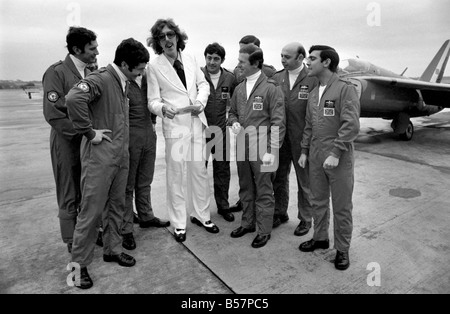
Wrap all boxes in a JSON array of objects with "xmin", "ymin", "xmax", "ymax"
[
  {"xmin": 391, "ymin": 112, "xmax": 414, "ymax": 141},
  {"xmin": 399, "ymin": 121, "xmax": 414, "ymax": 141}
]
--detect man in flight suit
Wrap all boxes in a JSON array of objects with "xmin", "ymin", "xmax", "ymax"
[
  {"xmin": 233, "ymin": 35, "xmax": 277, "ymax": 83},
  {"xmin": 230, "ymin": 35, "xmax": 277, "ymax": 213},
  {"xmin": 67, "ymin": 38, "xmax": 150, "ymax": 289},
  {"xmin": 228, "ymin": 44, "xmax": 285, "ymax": 249},
  {"xmin": 42, "ymin": 27, "xmax": 98, "ymax": 254},
  {"xmin": 201, "ymin": 42, "xmax": 237, "ymax": 222},
  {"xmin": 298, "ymin": 45, "xmax": 360, "ymax": 271},
  {"xmin": 272, "ymin": 43, "xmax": 318, "ymax": 236}
]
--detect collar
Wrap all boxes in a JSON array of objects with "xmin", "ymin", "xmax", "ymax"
[
  {"xmin": 164, "ymin": 50, "xmax": 182, "ymax": 66},
  {"xmin": 246, "ymin": 70, "xmax": 262, "ymax": 83},
  {"xmin": 288, "ymin": 63, "xmax": 304, "ymax": 76},
  {"xmin": 134, "ymin": 75, "xmax": 143, "ymax": 88},
  {"xmin": 209, "ymin": 70, "xmax": 221, "ymax": 79},
  {"xmin": 69, "ymin": 54, "xmax": 88, "ymax": 77},
  {"xmin": 111, "ymin": 63, "xmax": 129, "ymax": 92}
]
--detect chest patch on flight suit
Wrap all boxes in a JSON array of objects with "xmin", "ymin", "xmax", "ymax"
[
  {"xmin": 324, "ymin": 100, "xmax": 335, "ymax": 116},
  {"xmin": 298, "ymin": 85, "xmax": 309, "ymax": 100},
  {"xmin": 221, "ymin": 87, "xmax": 230, "ymax": 99},
  {"xmin": 253, "ymin": 96, "xmax": 264, "ymax": 110},
  {"xmin": 47, "ymin": 91, "xmax": 59, "ymax": 103},
  {"xmin": 77, "ymin": 82, "xmax": 90, "ymax": 93}
]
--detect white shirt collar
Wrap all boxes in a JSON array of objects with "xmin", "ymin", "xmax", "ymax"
[
  {"xmin": 245, "ymin": 70, "xmax": 261, "ymax": 100},
  {"xmin": 209, "ymin": 71, "xmax": 221, "ymax": 79},
  {"xmin": 246, "ymin": 70, "xmax": 262, "ymax": 82},
  {"xmin": 69, "ymin": 54, "xmax": 88, "ymax": 78},
  {"xmin": 111, "ymin": 63, "xmax": 129, "ymax": 92},
  {"xmin": 288, "ymin": 63, "xmax": 304, "ymax": 76},
  {"xmin": 164, "ymin": 51, "xmax": 182, "ymax": 66},
  {"xmin": 134, "ymin": 75, "xmax": 142, "ymax": 88}
]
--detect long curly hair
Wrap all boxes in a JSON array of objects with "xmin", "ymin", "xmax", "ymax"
[{"xmin": 147, "ymin": 18, "xmax": 188, "ymax": 55}]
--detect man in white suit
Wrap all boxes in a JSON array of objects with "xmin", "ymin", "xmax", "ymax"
[{"xmin": 146, "ymin": 18, "xmax": 219, "ymax": 242}]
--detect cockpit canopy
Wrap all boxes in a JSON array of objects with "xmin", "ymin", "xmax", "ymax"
[
  {"xmin": 338, "ymin": 58, "xmax": 401, "ymax": 78},
  {"xmin": 338, "ymin": 59, "xmax": 371, "ymax": 75}
]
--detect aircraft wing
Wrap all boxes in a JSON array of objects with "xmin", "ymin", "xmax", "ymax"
[{"xmin": 359, "ymin": 76, "xmax": 450, "ymax": 108}]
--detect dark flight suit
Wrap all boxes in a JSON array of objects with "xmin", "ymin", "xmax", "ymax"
[
  {"xmin": 66, "ymin": 64, "xmax": 129, "ymax": 267},
  {"xmin": 201, "ymin": 67, "xmax": 237, "ymax": 212},
  {"xmin": 228, "ymin": 73, "xmax": 285, "ymax": 236},
  {"xmin": 272, "ymin": 67, "xmax": 319, "ymax": 222},
  {"xmin": 122, "ymin": 75, "xmax": 158, "ymax": 235},
  {"xmin": 42, "ymin": 54, "xmax": 86, "ymax": 245},
  {"xmin": 234, "ymin": 64, "xmax": 277, "ymax": 83},
  {"xmin": 301, "ymin": 73, "xmax": 360, "ymax": 252}
]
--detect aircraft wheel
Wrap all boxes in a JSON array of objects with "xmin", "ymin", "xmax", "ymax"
[{"xmin": 399, "ymin": 121, "xmax": 414, "ymax": 141}]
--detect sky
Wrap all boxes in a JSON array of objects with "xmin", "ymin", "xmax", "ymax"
[{"xmin": 1, "ymin": 0, "xmax": 449, "ymax": 81}]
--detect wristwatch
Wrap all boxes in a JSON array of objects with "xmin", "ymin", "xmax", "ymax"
[{"xmin": 161, "ymin": 105, "xmax": 167, "ymax": 117}]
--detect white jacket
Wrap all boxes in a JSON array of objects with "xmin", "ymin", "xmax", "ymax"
[{"xmin": 147, "ymin": 51, "xmax": 210, "ymax": 138}]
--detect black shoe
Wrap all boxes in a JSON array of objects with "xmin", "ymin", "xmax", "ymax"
[
  {"xmin": 96, "ymin": 231, "xmax": 103, "ymax": 247},
  {"xmin": 174, "ymin": 229, "xmax": 186, "ymax": 242},
  {"xmin": 299, "ymin": 239, "xmax": 329, "ymax": 252},
  {"xmin": 335, "ymin": 250, "xmax": 350, "ymax": 271},
  {"xmin": 122, "ymin": 233, "xmax": 136, "ymax": 250},
  {"xmin": 273, "ymin": 214, "xmax": 289, "ymax": 228},
  {"xmin": 218, "ymin": 209, "xmax": 235, "ymax": 222},
  {"xmin": 133, "ymin": 213, "xmax": 140, "ymax": 224},
  {"xmin": 272, "ymin": 217, "xmax": 281, "ymax": 228},
  {"xmin": 103, "ymin": 253, "xmax": 136, "ymax": 267},
  {"xmin": 279, "ymin": 214, "xmax": 289, "ymax": 223},
  {"xmin": 230, "ymin": 226, "xmax": 256, "ymax": 238},
  {"xmin": 251, "ymin": 234, "xmax": 271, "ymax": 248},
  {"xmin": 294, "ymin": 221, "xmax": 312, "ymax": 236},
  {"xmin": 190, "ymin": 217, "xmax": 219, "ymax": 233},
  {"xmin": 139, "ymin": 217, "xmax": 170, "ymax": 228},
  {"xmin": 229, "ymin": 200, "xmax": 242, "ymax": 212},
  {"xmin": 67, "ymin": 243, "xmax": 72, "ymax": 254},
  {"xmin": 74, "ymin": 267, "xmax": 93, "ymax": 290}
]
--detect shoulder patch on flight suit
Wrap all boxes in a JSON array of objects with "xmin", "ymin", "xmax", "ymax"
[
  {"xmin": 324, "ymin": 100, "xmax": 336, "ymax": 116},
  {"xmin": 47, "ymin": 91, "xmax": 59, "ymax": 103},
  {"xmin": 77, "ymin": 82, "xmax": 90, "ymax": 93}
]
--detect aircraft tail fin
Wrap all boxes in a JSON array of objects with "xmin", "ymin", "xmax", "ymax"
[{"xmin": 419, "ymin": 40, "xmax": 450, "ymax": 83}]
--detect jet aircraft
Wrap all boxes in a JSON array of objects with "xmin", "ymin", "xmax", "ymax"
[{"xmin": 338, "ymin": 40, "xmax": 450, "ymax": 140}]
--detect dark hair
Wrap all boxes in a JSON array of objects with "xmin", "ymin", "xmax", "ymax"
[
  {"xmin": 204, "ymin": 42, "xmax": 226, "ymax": 60},
  {"xmin": 113, "ymin": 38, "xmax": 150, "ymax": 70},
  {"xmin": 297, "ymin": 45, "xmax": 306, "ymax": 59},
  {"xmin": 239, "ymin": 44, "xmax": 264, "ymax": 69},
  {"xmin": 147, "ymin": 18, "xmax": 188, "ymax": 55},
  {"xmin": 309, "ymin": 45, "xmax": 340, "ymax": 72},
  {"xmin": 239, "ymin": 35, "xmax": 260, "ymax": 47},
  {"xmin": 66, "ymin": 26, "xmax": 97, "ymax": 54}
]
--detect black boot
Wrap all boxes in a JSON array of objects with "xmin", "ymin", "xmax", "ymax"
[
  {"xmin": 74, "ymin": 267, "xmax": 93, "ymax": 290},
  {"xmin": 335, "ymin": 251, "xmax": 350, "ymax": 271},
  {"xmin": 122, "ymin": 233, "xmax": 136, "ymax": 250}
]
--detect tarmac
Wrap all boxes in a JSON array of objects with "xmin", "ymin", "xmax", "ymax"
[{"xmin": 0, "ymin": 89, "xmax": 449, "ymax": 294}]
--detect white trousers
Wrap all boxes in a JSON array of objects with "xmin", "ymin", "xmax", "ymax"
[{"xmin": 164, "ymin": 117, "xmax": 211, "ymax": 230}]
